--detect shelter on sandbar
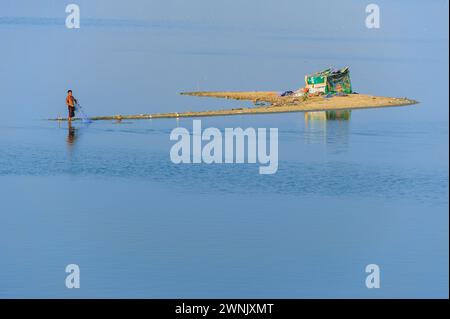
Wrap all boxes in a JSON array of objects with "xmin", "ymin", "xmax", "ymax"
[{"xmin": 305, "ymin": 67, "xmax": 352, "ymax": 94}]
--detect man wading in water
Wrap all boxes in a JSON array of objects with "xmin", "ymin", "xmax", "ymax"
[{"xmin": 66, "ymin": 90, "xmax": 78, "ymax": 121}]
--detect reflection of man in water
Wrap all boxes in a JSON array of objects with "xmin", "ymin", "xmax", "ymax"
[{"xmin": 67, "ymin": 121, "xmax": 77, "ymax": 146}]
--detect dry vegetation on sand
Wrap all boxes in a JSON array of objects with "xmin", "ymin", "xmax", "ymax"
[{"xmin": 52, "ymin": 91, "xmax": 417, "ymax": 121}]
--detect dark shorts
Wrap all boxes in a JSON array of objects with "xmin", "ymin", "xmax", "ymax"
[{"xmin": 68, "ymin": 106, "xmax": 75, "ymax": 118}]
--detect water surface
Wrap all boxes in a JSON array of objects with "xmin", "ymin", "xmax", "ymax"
[{"xmin": 0, "ymin": 0, "xmax": 448, "ymax": 298}]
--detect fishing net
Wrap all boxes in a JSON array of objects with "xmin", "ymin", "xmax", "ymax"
[{"xmin": 75, "ymin": 103, "xmax": 92, "ymax": 123}]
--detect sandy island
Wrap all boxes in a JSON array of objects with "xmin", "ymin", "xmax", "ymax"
[{"xmin": 51, "ymin": 92, "xmax": 418, "ymax": 121}]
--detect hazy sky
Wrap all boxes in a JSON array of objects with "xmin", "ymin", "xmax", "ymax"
[{"xmin": 0, "ymin": 0, "xmax": 448, "ymax": 121}]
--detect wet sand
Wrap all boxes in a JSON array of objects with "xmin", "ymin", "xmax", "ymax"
[{"xmin": 51, "ymin": 92, "xmax": 418, "ymax": 121}]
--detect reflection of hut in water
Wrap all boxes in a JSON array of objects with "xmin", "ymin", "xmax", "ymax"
[
  {"xmin": 304, "ymin": 110, "xmax": 351, "ymax": 121},
  {"xmin": 304, "ymin": 110, "xmax": 351, "ymax": 150}
]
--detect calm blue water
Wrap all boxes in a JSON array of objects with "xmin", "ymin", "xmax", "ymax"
[{"xmin": 0, "ymin": 0, "xmax": 448, "ymax": 298}]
